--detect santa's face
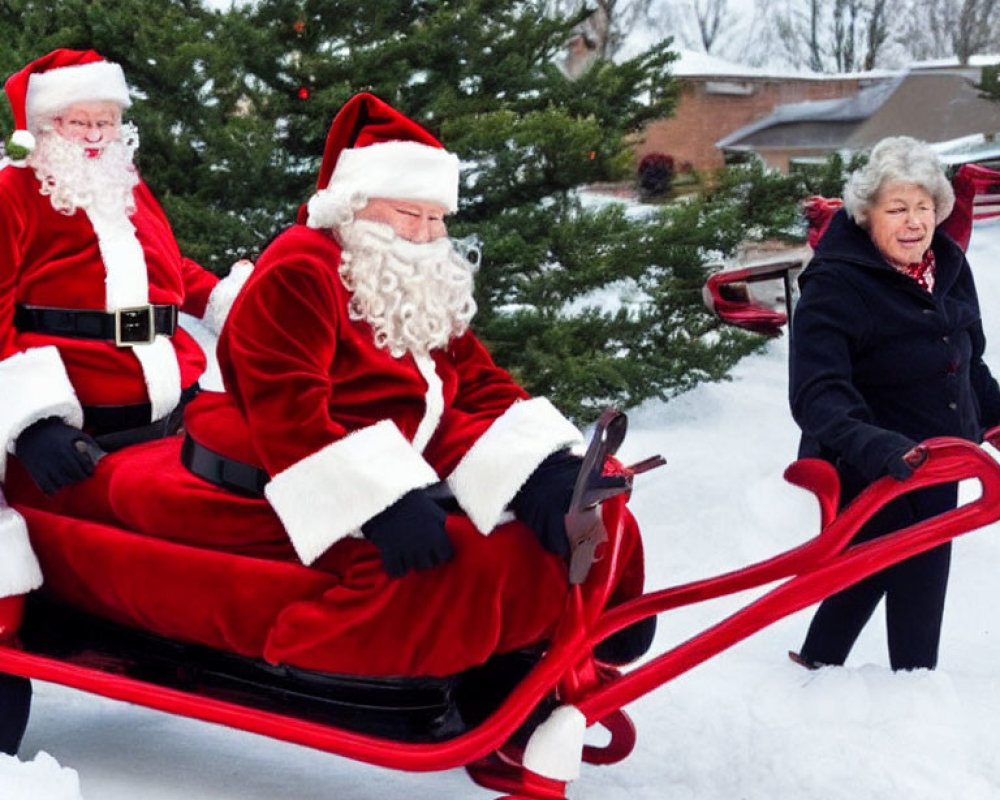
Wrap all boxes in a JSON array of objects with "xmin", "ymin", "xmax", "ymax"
[
  {"xmin": 29, "ymin": 117, "xmax": 140, "ymax": 217},
  {"xmin": 354, "ymin": 198, "xmax": 449, "ymax": 243},
  {"xmin": 52, "ymin": 101, "xmax": 122, "ymax": 157},
  {"xmin": 336, "ymin": 216, "xmax": 477, "ymax": 357}
]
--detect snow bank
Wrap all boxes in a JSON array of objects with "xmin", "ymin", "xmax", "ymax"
[{"xmin": 0, "ymin": 752, "xmax": 82, "ymax": 800}]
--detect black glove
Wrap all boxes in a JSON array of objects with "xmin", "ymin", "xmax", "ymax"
[
  {"xmin": 362, "ymin": 489, "xmax": 453, "ymax": 578},
  {"xmin": 884, "ymin": 444, "xmax": 925, "ymax": 482},
  {"xmin": 14, "ymin": 417, "xmax": 101, "ymax": 494},
  {"xmin": 510, "ymin": 451, "xmax": 583, "ymax": 558}
]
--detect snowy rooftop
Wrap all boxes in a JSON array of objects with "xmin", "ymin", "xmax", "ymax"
[{"xmin": 668, "ymin": 48, "xmax": 1000, "ymax": 82}]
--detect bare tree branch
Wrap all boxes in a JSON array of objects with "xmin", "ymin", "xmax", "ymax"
[{"xmin": 693, "ymin": 0, "xmax": 730, "ymax": 52}]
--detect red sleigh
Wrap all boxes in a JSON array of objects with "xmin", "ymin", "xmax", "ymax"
[{"xmin": 3, "ymin": 409, "xmax": 1000, "ymax": 799}]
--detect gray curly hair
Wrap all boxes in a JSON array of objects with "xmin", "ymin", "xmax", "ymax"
[{"xmin": 843, "ymin": 136, "xmax": 954, "ymax": 227}]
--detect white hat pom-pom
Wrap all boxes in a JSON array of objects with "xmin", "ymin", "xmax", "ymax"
[
  {"xmin": 4, "ymin": 129, "xmax": 36, "ymax": 163},
  {"xmin": 10, "ymin": 129, "xmax": 35, "ymax": 149}
]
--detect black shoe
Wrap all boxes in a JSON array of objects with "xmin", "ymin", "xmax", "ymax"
[
  {"xmin": 594, "ymin": 617, "xmax": 657, "ymax": 665},
  {"xmin": 787, "ymin": 650, "xmax": 821, "ymax": 671}
]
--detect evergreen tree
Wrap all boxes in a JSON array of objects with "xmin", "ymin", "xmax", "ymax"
[
  {"xmin": 978, "ymin": 64, "xmax": 1000, "ymax": 103},
  {"xmin": 1, "ymin": 0, "xmax": 777, "ymax": 422},
  {"xmin": 0, "ymin": 0, "xmax": 284, "ymax": 267}
]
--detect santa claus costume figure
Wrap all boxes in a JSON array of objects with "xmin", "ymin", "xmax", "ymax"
[
  {"xmin": 5, "ymin": 93, "xmax": 653, "ymax": 683},
  {"xmin": 0, "ymin": 49, "xmax": 251, "ymax": 752}
]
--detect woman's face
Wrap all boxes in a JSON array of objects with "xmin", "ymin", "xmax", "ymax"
[{"xmin": 867, "ymin": 181, "xmax": 936, "ymax": 269}]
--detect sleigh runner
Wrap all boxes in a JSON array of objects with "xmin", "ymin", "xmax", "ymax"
[{"xmin": 3, "ymin": 412, "xmax": 1000, "ymax": 799}]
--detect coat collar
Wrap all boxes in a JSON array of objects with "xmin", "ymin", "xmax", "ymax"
[{"xmin": 808, "ymin": 208, "xmax": 965, "ymax": 297}]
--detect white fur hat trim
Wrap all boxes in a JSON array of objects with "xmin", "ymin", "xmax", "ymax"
[{"xmin": 26, "ymin": 60, "xmax": 131, "ymax": 126}]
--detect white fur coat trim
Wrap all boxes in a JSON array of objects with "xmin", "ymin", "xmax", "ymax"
[
  {"xmin": 265, "ymin": 419, "xmax": 440, "ymax": 566},
  {"xmin": 130, "ymin": 336, "xmax": 183, "ymax": 422},
  {"xmin": 203, "ymin": 260, "xmax": 253, "ymax": 336},
  {"xmin": 523, "ymin": 704, "xmax": 586, "ymax": 781},
  {"xmin": 0, "ymin": 494, "xmax": 43, "ymax": 597},
  {"xmin": 0, "ymin": 346, "xmax": 83, "ymax": 480},
  {"xmin": 87, "ymin": 205, "xmax": 182, "ymax": 421},
  {"xmin": 87, "ymin": 205, "xmax": 148, "ymax": 311},
  {"xmin": 447, "ymin": 397, "xmax": 583, "ymax": 534},
  {"xmin": 411, "ymin": 354, "xmax": 444, "ymax": 453}
]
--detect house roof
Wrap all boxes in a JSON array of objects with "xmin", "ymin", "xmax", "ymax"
[
  {"xmin": 847, "ymin": 71, "xmax": 999, "ymax": 147},
  {"xmin": 717, "ymin": 69, "xmax": 1000, "ymax": 154},
  {"xmin": 932, "ymin": 133, "xmax": 1000, "ymax": 166},
  {"xmin": 715, "ymin": 76, "xmax": 903, "ymax": 148}
]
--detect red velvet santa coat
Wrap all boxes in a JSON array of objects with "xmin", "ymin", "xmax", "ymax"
[
  {"xmin": 0, "ymin": 160, "xmax": 248, "ymax": 481},
  {"xmin": 3, "ymin": 222, "xmax": 646, "ymax": 676},
  {"xmin": 204, "ymin": 223, "xmax": 585, "ymax": 565}
]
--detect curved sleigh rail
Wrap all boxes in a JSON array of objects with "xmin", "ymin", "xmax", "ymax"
[
  {"xmin": 701, "ymin": 259, "xmax": 803, "ymax": 337},
  {"xmin": 575, "ymin": 434, "xmax": 1000, "ymax": 726}
]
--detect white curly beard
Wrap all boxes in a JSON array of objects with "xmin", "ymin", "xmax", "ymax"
[
  {"xmin": 337, "ymin": 219, "xmax": 478, "ymax": 357},
  {"xmin": 28, "ymin": 123, "xmax": 140, "ymax": 218}
]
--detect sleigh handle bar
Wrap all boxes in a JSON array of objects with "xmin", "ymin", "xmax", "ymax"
[{"xmin": 576, "ymin": 435, "xmax": 1000, "ymax": 723}]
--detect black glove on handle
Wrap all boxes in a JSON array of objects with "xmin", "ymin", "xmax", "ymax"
[
  {"xmin": 362, "ymin": 488, "xmax": 453, "ymax": 578},
  {"xmin": 884, "ymin": 444, "xmax": 925, "ymax": 482},
  {"xmin": 510, "ymin": 450, "xmax": 584, "ymax": 558},
  {"xmin": 14, "ymin": 417, "xmax": 101, "ymax": 495}
]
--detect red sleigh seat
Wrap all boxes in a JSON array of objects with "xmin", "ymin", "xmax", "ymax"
[{"xmin": 18, "ymin": 502, "xmax": 336, "ymax": 660}]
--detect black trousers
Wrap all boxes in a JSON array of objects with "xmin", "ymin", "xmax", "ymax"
[
  {"xmin": 799, "ymin": 481, "xmax": 956, "ymax": 671},
  {"xmin": 0, "ymin": 673, "xmax": 31, "ymax": 755}
]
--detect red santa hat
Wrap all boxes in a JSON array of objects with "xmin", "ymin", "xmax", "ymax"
[
  {"xmin": 304, "ymin": 92, "xmax": 460, "ymax": 228},
  {"xmin": 3, "ymin": 48, "xmax": 131, "ymax": 162}
]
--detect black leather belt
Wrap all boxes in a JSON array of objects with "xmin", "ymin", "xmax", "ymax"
[
  {"xmin": 86, "ymin": 383, "xmax": 200, "ymax": 449},
  {"xmin": 181, "ymin": 433, "xmax": 461, "ymax": 511},
  {"xmin": 181, "ymin": 434, "xmax": 270, "ymax": 497},
  {"xmin": 15, "ymin": 303, "xmax": 179, "ymax": 346}
]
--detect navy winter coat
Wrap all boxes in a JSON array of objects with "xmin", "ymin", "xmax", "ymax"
[{"xmin": 790, "ymin": 209, "xmax": 1000, "ymax": 507}]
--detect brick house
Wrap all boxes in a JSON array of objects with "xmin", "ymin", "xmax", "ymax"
[
  {"xmin": 634, "ymin": 50, "xmax": 876, "ymax": 174},
  {"xmin": 716, "ymin": 62, "xmax": 1000, "ymax": 171}
]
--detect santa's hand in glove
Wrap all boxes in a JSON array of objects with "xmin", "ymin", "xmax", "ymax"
[
  {"xmin": 510, "ymin": 450, "xmax": 586, "ymax": 558},
  {"xmin": 15, "ymin": 417, "xmax": 103, "ymax": 494},
  {"xmin": 362, "ymin": 489, "xmax": 453, "ymax": 578}
]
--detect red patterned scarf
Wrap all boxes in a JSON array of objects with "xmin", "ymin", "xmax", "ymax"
[{"xmin": 898, "ymin": 249, "xmax": 936, "ymax": 293}]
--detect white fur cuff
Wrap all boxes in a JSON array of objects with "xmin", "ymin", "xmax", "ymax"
[
  {"xmin": 0, "ymin": 499, "xmax": 43, "ymax": 597},
  {"xmin": 265, "ymin": 420, "xmax": 440, "ymax": 565},
  {"xmin": 523, "ymin": 704, "xmax": 586, "ymax": 781},
  {"xmin": 203, "ymin": 260, "xmax": 254, "ymax": 335},
  {"xmin": 447, "ymin": 397, "xmax": 583, "ymax": 534},
  {"xmin": 0, "ymin": 346, "xmax": 83, "ymax": 480}
]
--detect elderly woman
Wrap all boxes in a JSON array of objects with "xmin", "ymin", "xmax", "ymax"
[{"xmin": 788, "ymin": 136, "xmax": 1000, "ymax": 671}]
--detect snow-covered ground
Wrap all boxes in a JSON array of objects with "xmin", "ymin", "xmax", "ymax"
[{"xmin": 4, "ymin": 219, "xmax": 1000, "ymax": 799}]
